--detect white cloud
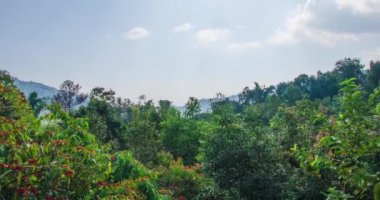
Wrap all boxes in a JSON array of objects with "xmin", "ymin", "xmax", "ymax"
[
  {"xmin": 335, "ymin": 0, "xmax": 380, "ymax": 14},
  {"xmin": 226, "ymin": 42, "xmax": 261, "ymax": 52},
  {"xmin": 304, "ymin": 29, "xmax": 359, "ymax": 46},
  {"xmin": 123, "ymin": 27, "xmax": 150, "ymax": 40},
  {"xmin": 268, "ymin": 2, "xmax": 314, "ymax": 44},
  {"xmin": 267, "ymin": 0, "xmax": 359, "ymax": 46},
  {"xmin": 194, "ymin": 28, "xmax": 261, "ymax": 52},
  {"xmin": 195, "ymin": 28, "xmax": 231, "ymax": 44},
  {"xmin": 173, "ymin": 23, "xmax": 195, "ymax": 32}
]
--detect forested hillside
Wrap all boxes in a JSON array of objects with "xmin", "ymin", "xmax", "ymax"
[
  {"xmin": 1, "ymin": 58, "xmax": 380, "ymax": 199},
  {"xmin": 14, "ymin": 78, "xmax": 58, "ymax": 99}
]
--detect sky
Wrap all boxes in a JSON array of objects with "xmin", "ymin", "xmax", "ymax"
[{"xmin": 1, "ymin": 0, "xmax": 380, "ymax": 105}]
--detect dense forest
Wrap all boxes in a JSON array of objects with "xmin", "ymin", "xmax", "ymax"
[{"xmin": 1, "ymin": 58, "xmax": 380, "ymax": 199}]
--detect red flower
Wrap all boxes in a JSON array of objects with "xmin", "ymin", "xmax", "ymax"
[
  {"xmin": 17, "ymin": 187, "xmax": 25, "ymax": 194},
  {"xmin": 35, "ymin": 172, "xmax": 43, "ymax": 178},
  {"xmin": 31, "ymin": 187, "xmax": 39, "ymax": 195},
  {"xmin": 17, "ymin": 187, "xmax": 31, "ymax": 197},
  {"xmin": 96, "ymin": 181, "xmax": 107, "ymax": 187},
  {"xmin": 15, "ymin": 165, "xmax": 25, "ymax": 171},
  {"xmin": 52, "ymin": 140, "xmax": 66, "ymax": 145},
  {"xmin": 0, "ymin": 131, "xmax": 9, "ymax": 136},
  {"xmin": 27, "ymin": 159, "xmax": 38, "ymax": 165},
  {"xmin": 64, "ymin": 170, "xmax": 74, "ymax": 177}
]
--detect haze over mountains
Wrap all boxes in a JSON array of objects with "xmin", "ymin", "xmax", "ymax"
[
  {"xmin": 13, "ymin": 77, "xmax": 238, "ymax": 112},
  {"xmin": 14, "ymin": 78, "xmax": 58, "ymax": 99}
]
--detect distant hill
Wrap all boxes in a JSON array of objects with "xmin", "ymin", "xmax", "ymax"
[
  {"xmin": 12, "ymin": 77, "xmax": 240, "ymax": 112},
  {"xmin": 14, "ymin": 78, "xmax": 57, "ymax": 99}
]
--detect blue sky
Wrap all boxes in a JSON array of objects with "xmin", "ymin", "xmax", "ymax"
[{"xmin": 1, "ymin": 0, "xmax": 380, "ymax": 105}]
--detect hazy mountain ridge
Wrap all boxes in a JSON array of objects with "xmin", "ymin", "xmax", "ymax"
[
  {"xmin": 13, "ymin": 77, "xmax": 240, "ymax": 111},
  {"xmin": 14, "ymin": 78, "xmax": 58, "ymax": 99}
]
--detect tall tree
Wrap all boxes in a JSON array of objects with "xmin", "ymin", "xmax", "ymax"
[
  {"xmin": 184, "ymin": 97, "xmax": 201, "ymax": 118},
  {"xmin": 294, "ymin": 74, "xmax": 314, "ymax": 98},
  {"xmin": 0, "ymin": 70, "xmax": 19, "ymax": 119},
  {"xmin": 333, "ymin": 58, "xmax": 365, "ymax": 83},
  {"xmin": 368, "ymin": 60, "xmax": 380, "ymax": 89},
  {"xmin": 281, "ymin": 84, "xmax": 303, "ymax": 105},
  {"xmin": 74, "ymin": 87, "xmax": 126, "ymax": 149},
  {"xmin": 28, "ymin": 91, "xmax": 45, "ymax": 116},
  {"xmin": 90, "ymin": 87, "xmax": 116, "ymax": 103},
  {"xmin": 239, "ymin": 82, "xmax": 274, "ymax": 107},
  {"xmin": 53, "ymin": 80, "xmax": 88, "ymax": 111}
]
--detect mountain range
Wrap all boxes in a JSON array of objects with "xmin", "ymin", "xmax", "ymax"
[
  {"xmin": 14, "ymin": 78, "xmax": 58, "ymax": 99},
  {"xmin": 13, "ymin": 77, "xmax": 239, "ymax": 112}
]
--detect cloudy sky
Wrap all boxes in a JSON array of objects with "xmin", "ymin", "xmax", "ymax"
[{"xmin": 1, "ymin": 0, "xmax": 380, "ymax": 105}]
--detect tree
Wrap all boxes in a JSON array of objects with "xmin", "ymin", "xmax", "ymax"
[
  {"xmin": 184, "ymin": 97, "xmax": 201, "ymax": 118},
  {"xmin": 293, "ymin": 78, "xmax": 380, "ymax": 199},
  {"xmin": 0, "ymin": 73, "xmax": 165, "ymax": 199},
  {"xmin": 294, "ymin": 74, "xmax": 314, "ymax": 97},
  {"xmin": 125, "ymin": 102, "xmax": 162, "ymax": 165},
  {"xmin": 310, "ymin": 70, "xmax": 340, "ymax": 99},
  {"xmin": 158, "ymin": 100, "xmax": 172, "ymax": 119},
  {"xmin": 161, "ymin": 111, "xmax": 208, "ymax": 165},
  {"xmin": 53, "ymin": 80, "xmax": 88, "ymax": 111},
  {"xmin": 74, "ymin": 88, "xmax": 126, "ymax": 149},
  {"xmin": 276, "ymin": 82, "xmax": 289, "ymax": 97},
  {"xmin": 0, "ymin": 70, "xmax": 19, "ymax": 119},
  {"xmin": 90, "ymin": 87, "xmax": 116, "ymax": 103},
  {"xmin": 28, "ymin": 91, "xmax": 46, "ymax": 116},
  {"xmin": 0, "ymin": 70, "xmax": 14, "ymax": 87},
  {"xmin": 239, "ymin": 82, "xmax": 274, "ymax": 107},
  {"xmin": 203, "ymin": 103, "xmax": 286, "ymax": 199},
  {"xmin": 368, "ymin": 60, "xmax": 380, "ymax": 90},
  {"xmin": 281, "ymin": 84, "xmax": 304, "ymax": 105},
  {"xmin": 333, "ymin": 58, "xmax": 365, "ymax": 83}
]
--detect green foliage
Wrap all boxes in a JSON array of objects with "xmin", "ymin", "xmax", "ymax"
[
  {"xmin": 125, "ymin": 103, "xmax": 163, "ymax": 165},
  {"xmin": 53, "ymin": 80, "xmax": 88, "ymax": 111},
  {"xmin": 0, "ymin": 77, "xmax": 165, "ymax": 199},
  {"xmin": 375, "ymin": 182, "xmax": 380, "ymax": 200},
  {"xmin": 112, "ymin": 151, "xmax": 150, "ymax": 181},
  {"xmin": 75, "ymin": 95, "xmax": 126, "ymax": 149},
  {"xmin": 161, "ymin": 111, "xmax": 210, "ymax": 165},
  {"xmin": 238, "ymin": 82, "xmax": 274, "ymax": 106},
  {"xmin": 203, "ymin": 103, "xmax": 287, "ymax": 199},
  {"xmin": 293, "ymin": 78, "xmax": 380, "ymax": 199},
  {"xmin": 281, "ymin": 84, "xmax": 304, "ymax": 105},
  {"xmin": 271, "ymin": 99, "xmax": 327, "ymax": 150},
  {"xmin": 2, "ymin": 57, "xmax": 380, "ymax": 199},
  {"xmin": 184, "ymin": 97, "xmax": 201, "ymax": 118},
  {"xmin": 28, "ymin": 91, "xmax": 46, "ymax": 117},
  {"xmin": 325, "ymin": 187, "xmax": 354, "ymax": 200},
  {"xmin": 334, "ymin": 58, "xmax": 365, "ymax": 84},
  {"xmin": 368, "ymin": 61, "xmax": 380, "ymax": 90},
  {"xmin": 153, "ymin": 152, "xmax": 230, "ymax": 200}
]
